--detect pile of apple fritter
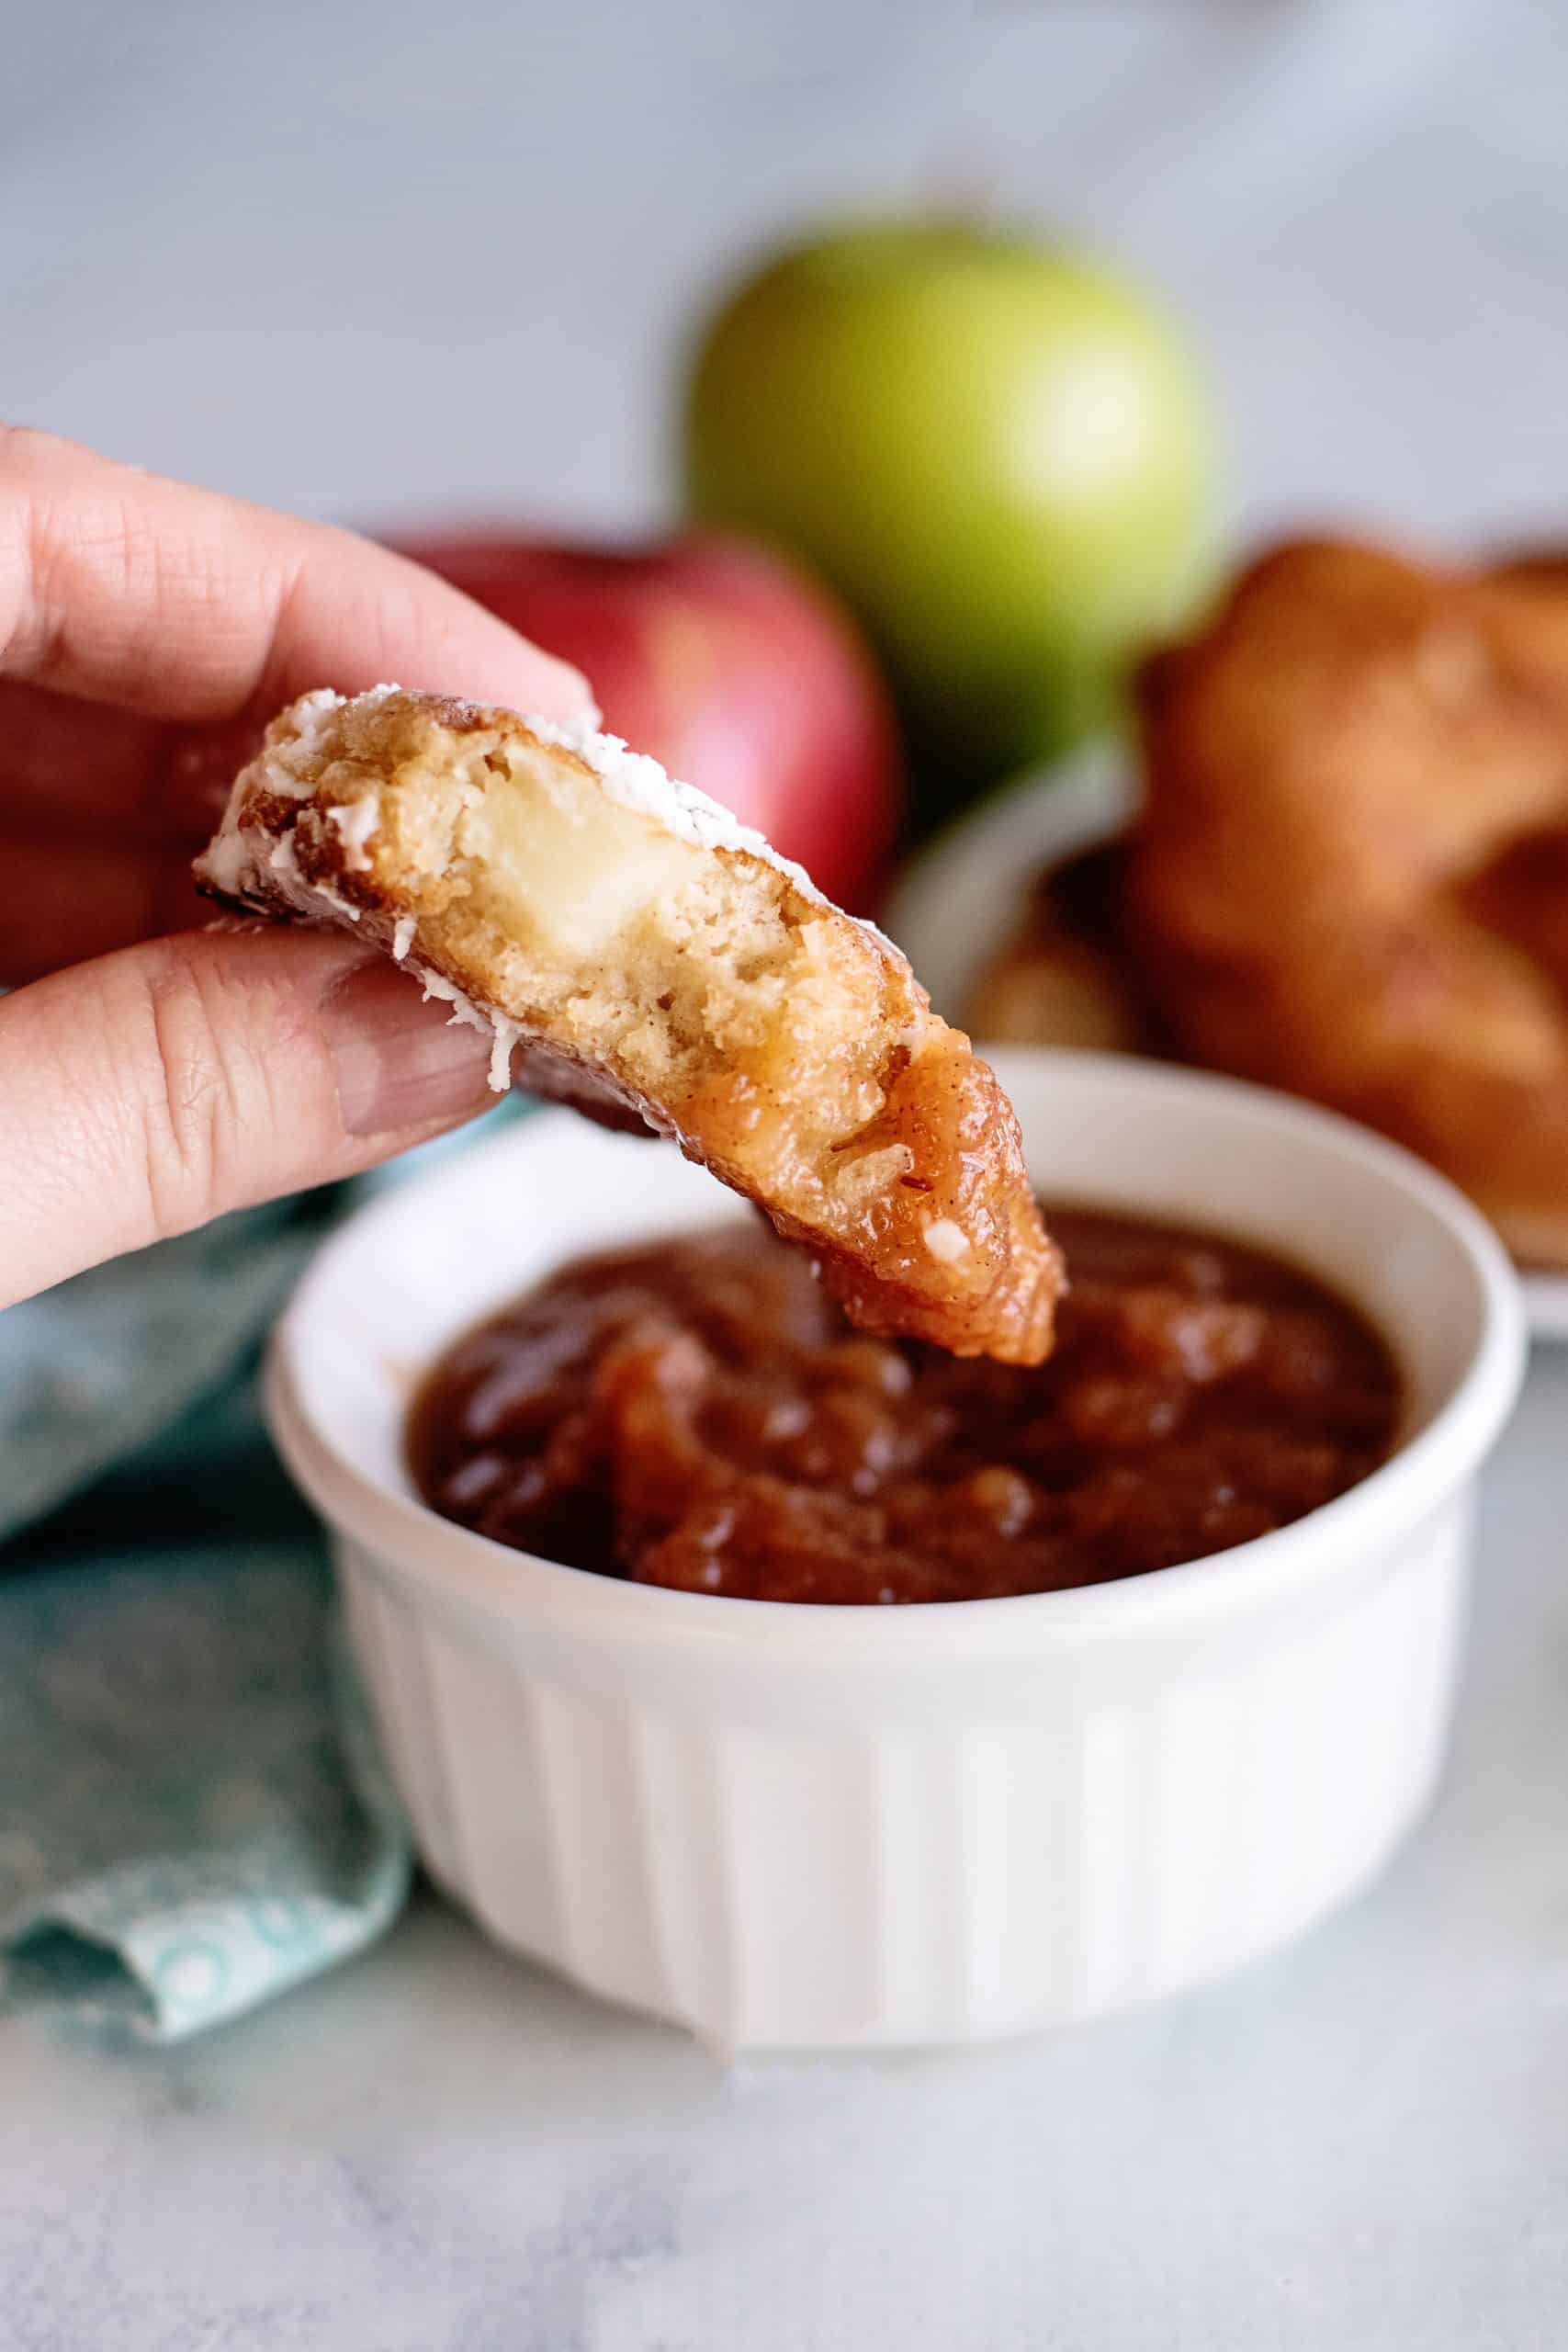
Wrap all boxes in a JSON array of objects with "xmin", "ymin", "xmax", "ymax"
[{"xmin": 972, "ymin": 537, "xmax": 1568, "ymax": 1265}]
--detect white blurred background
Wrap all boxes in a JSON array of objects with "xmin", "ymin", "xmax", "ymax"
[{"xmin": 9, "ymin": 0, "xmax": 1568, "ymax": 550}]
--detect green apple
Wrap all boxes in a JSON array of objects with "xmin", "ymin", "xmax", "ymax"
[{"xmin": 681, "ymin": 221, "xmax": 1214, "ymax": 817}]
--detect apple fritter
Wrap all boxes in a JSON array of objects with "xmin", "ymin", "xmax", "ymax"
[
  {"xmin": 1128, "ymin": 537, "xmax": 1568, "ymax": 1264},
  {"xmin": 196, "ymin": 687, "xmax": 1061, "ymax": 1362}
]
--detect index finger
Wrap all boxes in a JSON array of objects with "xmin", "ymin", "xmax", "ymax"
[{"xmin": 0, "ymin": 427, "xmax": 595, "ymax": 829}]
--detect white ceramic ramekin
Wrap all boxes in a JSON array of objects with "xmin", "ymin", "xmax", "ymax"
[{"xmin": 267, "ymin": 1051, "xmax": 1526, "ymax": 2052}]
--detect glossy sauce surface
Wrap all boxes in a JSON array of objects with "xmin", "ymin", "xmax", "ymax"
[{"xmin": 407, "ymin": 1209, "xmax": 1401, "ymax": 1604}]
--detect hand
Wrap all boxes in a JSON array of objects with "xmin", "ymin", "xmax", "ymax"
[{"xmin": 0, "ymin": 427, "xmax": 595, "ymax": 1309}]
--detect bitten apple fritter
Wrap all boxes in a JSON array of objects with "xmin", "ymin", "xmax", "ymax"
[{"xmin": 197, "ymin": 687, "xmax": 1061, "ymax": 1360}]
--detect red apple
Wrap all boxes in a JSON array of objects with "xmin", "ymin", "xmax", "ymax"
[{"xmin": 389, "ymin": 530, "xmax": 903, "ymax": 910}]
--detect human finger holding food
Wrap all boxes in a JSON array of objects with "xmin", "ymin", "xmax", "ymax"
[{"xmin": 0, "ymin": 425, "xmax": 596, "ymax": 1310}]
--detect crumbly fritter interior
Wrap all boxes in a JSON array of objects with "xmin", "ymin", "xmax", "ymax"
[{"xmin": 197, "ymin": 690, "xmax": 1061, "ymax": 1361}]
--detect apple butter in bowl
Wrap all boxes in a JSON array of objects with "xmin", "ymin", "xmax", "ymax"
[{"xmin": 408, "ymin": 1206, "xmax": 1399, "ymax": 1605}]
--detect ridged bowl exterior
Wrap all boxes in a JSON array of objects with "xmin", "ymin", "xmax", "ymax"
[
  {"xmin": 268, "ymin": 1052, "xmax": 1525, "ymax": 2050},
  {"xmin": 334, "ymin": 1502, "xmax": 1467, "ymax": 2050}
]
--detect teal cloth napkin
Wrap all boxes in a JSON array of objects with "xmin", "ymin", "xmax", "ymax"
[
  {"xmin": 0, "ymin": 1138, "xmax": 444, "ymax": 2041},
  {"xmin": 0, "ymin": 1193, "xmax": 411, "ymax": 2041},
  {"xmin": 0, "ymin": 1201, "xmax": 328, "ymax": 1549},
  {"xmin": 0, "ymin": 1108, "xmax": 533, "ymax": 2039}
]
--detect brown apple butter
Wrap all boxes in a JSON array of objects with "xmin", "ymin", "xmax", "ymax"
[{"xmin": 407, "ymin": 1209, "xmax": 1400, "ymax": 1604}]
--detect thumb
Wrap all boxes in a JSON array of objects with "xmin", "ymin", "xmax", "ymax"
[{"xmin": 0, "ymin": 928, "xmax": 500, "ymax": 1306}]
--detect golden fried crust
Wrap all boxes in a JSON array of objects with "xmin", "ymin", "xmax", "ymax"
[
  {"xmin": 1128, "ymin": 537, "xmax": 1568, "ymax": 1263},
  {"xmin": 197, "ymin": 687, "xmax": 1061, "ymax": 1360}
]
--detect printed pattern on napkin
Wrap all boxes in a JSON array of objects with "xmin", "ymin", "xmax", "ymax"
[{"xmin": 0, "ymin": 1532, "xmax": 410, "ymax": 2040}]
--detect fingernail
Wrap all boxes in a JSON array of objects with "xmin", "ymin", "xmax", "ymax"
[{"xmin": 321, "ymin": 957, "xmax": 499, "ymax": 1137}]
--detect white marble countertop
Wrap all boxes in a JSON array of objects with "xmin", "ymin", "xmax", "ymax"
[
  {"xmin": 3, "ymin": 1348, "xmax": 1565, "ymax": 2348},
  {"xmin": 11, "ymin": 1, "xmax": 1568, "ymax": 2340}
]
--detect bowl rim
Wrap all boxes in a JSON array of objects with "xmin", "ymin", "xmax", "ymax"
[{"xmin": 266, "ymin": 1050, "xmax": 1528, "ymax": 1667}]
